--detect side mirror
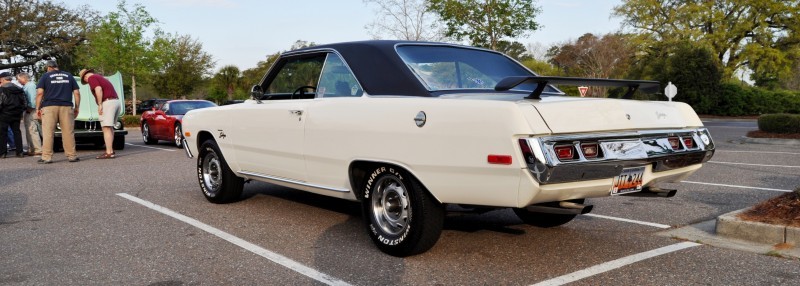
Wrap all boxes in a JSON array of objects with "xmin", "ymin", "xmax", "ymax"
[{"xmin": 251, "ymin": 85, "xmax": 264, "ymax": 103}]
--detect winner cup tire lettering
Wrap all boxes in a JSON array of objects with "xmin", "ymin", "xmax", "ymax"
[
  {"xmin": 197, "ymin": 139, "xmax": 243, "ymax": 204},
  {"xmin": 361, "ymin": 166, "xmax": 444, "ymax": 257}
]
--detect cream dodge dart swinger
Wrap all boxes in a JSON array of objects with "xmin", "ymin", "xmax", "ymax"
[{"xmin": 181, "ymin": 41, "xmax": 715, "ymax": 257}]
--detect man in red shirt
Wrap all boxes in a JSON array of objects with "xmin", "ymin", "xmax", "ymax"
[{"xmin": 79, "ymin": 69, "xmax": 120, "ymax": 159}]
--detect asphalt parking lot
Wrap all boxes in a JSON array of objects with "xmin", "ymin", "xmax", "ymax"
[{"xmin": 1, "ymin": 119, "xmax": 799, "ymax": 285}]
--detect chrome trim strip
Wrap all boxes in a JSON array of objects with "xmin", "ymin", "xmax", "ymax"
[
  {"xmin": 238, "ymin": 171, "xmax": 350, "ymax": 193},
  {"xmin": 182, "ymin": 139, "xmax": 193, "ymax": 158}
]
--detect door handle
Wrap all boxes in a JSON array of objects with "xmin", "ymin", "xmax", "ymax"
[{"xmin": 289, "ymin": 110, "xmax": 303, "ymax": 116}]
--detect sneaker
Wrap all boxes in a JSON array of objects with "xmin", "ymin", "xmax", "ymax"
[
  {"xmin": 38, "ymin": 159, "xmax": 52, "ymax": 164},
  {"xmin": 96, "ymin": 153, "xmax": 115, "ymax": 159},
  {"xmin": 68, "ymin": 157, "xmax": 80, "ymax": 163}
]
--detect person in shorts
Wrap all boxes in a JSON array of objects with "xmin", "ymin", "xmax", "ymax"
[{"xmin": 79, "ymin": 69, "xmax": 119, "ymax": 159}]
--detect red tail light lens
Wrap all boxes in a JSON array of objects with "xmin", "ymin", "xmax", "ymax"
[
  {"xmin": 487, "ymin": 155, "xmax": 513, "ymax": 165},
  {"xmin": 581, "ymin": 143, "xmax": 599, "ymax": 158},
  {"xmin": 683, "ymin": 137, "xmax": 694, "ymax": 149},
  {"xmin": 554, "ymin": 145, "xmax": 574, "ymax": 160},
  {"xmin": 668, "ymin": 137, "xmax": 681, "ymax": 150}
]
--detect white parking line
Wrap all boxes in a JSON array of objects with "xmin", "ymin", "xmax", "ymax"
[
  {"xmin": 583, "ymin": 214, "xmax": 671, "ymax": 229},
  {"xmin": 116, "ymin": 193, "xmax": 350, "ymax": 286},
  {"xmin": 716, "ymin": 150, "xmax": 800, "ymax": 155},
  {"xmin": 682, "ymin": 181, "xmax": 792, "ymax": 192},
  {"xmin": 708, "ymin": 161, "xmax": 800, "ymax": 168},
  {"xmin": 124, "ymin": 143, "xmax": 177, "ymax": 152},
  {"xmin": 530, "ymin": 242, "xmax": 701, "ymax": 286}
]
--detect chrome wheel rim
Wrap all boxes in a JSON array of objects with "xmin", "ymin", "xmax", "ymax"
[
  {"xmin": 202, "ymin": 152, "xmax": 222, "ymax": 196},
  {"xmin": 143, "ymin": 124, "xmax": 150, "ymax": 142},
  {"xmin": 174, "ymin": 126, "xmax": 182, "ymax": 146},
  {"xmin": 371, "ymin": 176, "xmax": 410, "ymax": 235}
]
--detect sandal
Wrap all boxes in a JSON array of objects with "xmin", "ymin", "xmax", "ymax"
[{"xmin": 96, "ymin": 153, "xmax": 115, "ymax": 159}]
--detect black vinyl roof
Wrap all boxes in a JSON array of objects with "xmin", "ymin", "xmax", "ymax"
[{"xmin": 285, "ymin": 40, "xmax": 484, "ymax": 97}]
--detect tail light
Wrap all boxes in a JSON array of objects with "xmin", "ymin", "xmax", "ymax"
[
  {"xmin": 518, "ymin": 139, "xmax": 536, "ymax": 164},
  {"xmin": 683, "ymin": 137, "xmax": 694, "ymax": 149},
  {"xmin": 554, "ymin": 145, "xmax": 575, "ymax": 161},
  {"xmin": 667, "ymin": 137, "xmax": 681, "ymax": 150},
  {"xmin": 580, "ymin": 143, "xmax": 599, "ymax": 158}
]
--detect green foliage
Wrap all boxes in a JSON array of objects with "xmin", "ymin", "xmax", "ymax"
[
  {"xmin": 0, "ymin": 0, "xmax": 98, "ymax": 71},
  {"xmin": 662, "ymin": 43, "xmax": 723, "ymax": 114},
  {"xmin": 427, "ymin": 0, "xmax": 540, "ymax": 50},
  {"xmin": 212, "ymin": 65, "xmax": 241, "ymax": 101},
  {"xmin": 758, "ymin": 114, "xmax": 800, "ymax": 134},
  {"xmin": 151, "ymin": 33, "xmax": 215, "ymax": 98},
  {"xmin": 714, "ymin": 83, "xmax": 800, "ymax": 116},
  {"xmin": 121, "ymin": 115, "xmax": 140, "ymax": 127},
  {"xmin": 492, "ymin": 41, "xmax": 531, "ymax": 61},
  {"xmin": 519, "ymin": 58, "xmax": 561, "ymax": 76},
  {"xmin": 614, "ymin": 0, "xmax": 800, "ymax": 85}
]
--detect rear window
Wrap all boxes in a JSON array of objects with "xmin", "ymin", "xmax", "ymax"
[
  {"xmin": 169, "ymin": 101, "xmax": 216, "ymax": 115},
  {"xmin": 396, "ymin": 45, "xmax": 558, "ymax": 94}
]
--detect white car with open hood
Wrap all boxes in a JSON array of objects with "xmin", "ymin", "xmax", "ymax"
[{"xmin": 181, "ymin": 41, "xmax": 715, "ymax": 257}]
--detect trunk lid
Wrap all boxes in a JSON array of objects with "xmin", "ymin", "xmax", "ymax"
[{"xmin": 527, "ymin": 96, "xmax": 702, "ymax": 134}]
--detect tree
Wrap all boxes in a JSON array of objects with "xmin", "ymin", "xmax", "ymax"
[
  {"xmin": 427, "ymin": 0, "xmax": 540, "ymax": 50},
  {"xmin": 548, "ymin": 33, "xmax": 635, "ymax": 96},
  {"xmin": 0, "ymin": 0, "xmax": 98, "ymax": 71},
  {"xmin": 213, "ymin": 65, "xmax": 241, "ymax": 101},
  {"xmin": 77, "ymin": 0, "xmax": 158, "ymax": 115},
  {"xmin": 614, "ymin": 0, "xmax": 800, "ymax": 84},
  {"xmin": 151, "ymin": 33, "xmax": 215, "ymax": 99},
  {"xmin": 364, "ymin": 0, "xmax": 446, "ymax": 41},
  {"xmin": 493, "ymin": 40, "xmax": 530, "ymax": 60}
]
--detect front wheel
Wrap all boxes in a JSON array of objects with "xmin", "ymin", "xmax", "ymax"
[
  {"xmin": 513, "ymin": 199, "xmax": 585, "ymax": 228},
  {"xmin": 142, "ymin": 122, "xmax": 157, "ymax": 145},
  {"xmin": 174, "ymin": 123, "xmax": 183, "ymax": 148},
  {"xmin": 362, "ymin": 166, "xmax": 444, "ymax": 257},
  {"xmin": 197, "ymin": 139, "xmax": 243, "ymax": 203}
]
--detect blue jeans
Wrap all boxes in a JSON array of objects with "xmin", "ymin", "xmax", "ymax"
[{"xmin": 6, "ymin": 126, "xmax": 14, "ymax": 150}]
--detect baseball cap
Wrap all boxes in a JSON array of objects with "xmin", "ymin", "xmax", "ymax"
[{"xmin": 0, "ymin": 71, "xmax": 12, "ymax": 78}]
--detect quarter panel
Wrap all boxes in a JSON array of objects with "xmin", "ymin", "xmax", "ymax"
[{"xmin": 304, "ymin": 97, "xmax": 536, "ymax": 207}]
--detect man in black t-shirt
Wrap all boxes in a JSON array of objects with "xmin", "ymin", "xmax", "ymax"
[{"xmin": 35, "ymin": 61, "xmax": 81, "ymax": 163}]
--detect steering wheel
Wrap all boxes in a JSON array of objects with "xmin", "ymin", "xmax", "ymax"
[{"xmin": 291, "ymin": 86, "xmax": 316, "ymax": 99}]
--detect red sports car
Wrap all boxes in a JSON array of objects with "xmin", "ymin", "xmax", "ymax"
[{"xmin": 140, "ymin": 100, "xmax": 217, "ymax": 147}]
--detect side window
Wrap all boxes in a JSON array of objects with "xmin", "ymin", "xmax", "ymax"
[
  {"xmin": 317, "ymin": 53, "xmax": 363, "ymax": 98},
  {"xmin": 266, "ymin": 54, "xmax": 326, "ymax": 97}
]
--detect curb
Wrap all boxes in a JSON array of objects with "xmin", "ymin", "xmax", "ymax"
[
  {"xmin": 741, "ymin": 136, "xmax": 800, "ymax": 146},
  {"xmin": 717, "ymin": 209, "xmax": 800, "ymax": 245}
]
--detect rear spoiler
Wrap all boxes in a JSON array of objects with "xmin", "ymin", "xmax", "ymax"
[{"xmin": 494, "ymin": 76, "xmax": 661, "ymax": 100}]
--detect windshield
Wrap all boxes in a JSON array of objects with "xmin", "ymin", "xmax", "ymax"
[
  {"xmin": 169, "ymin": 101, "xmax": 216, "ymax": 115},
  {"xmin": 396, "ymin": 45, "xmax": 558, "ymax": 94}
]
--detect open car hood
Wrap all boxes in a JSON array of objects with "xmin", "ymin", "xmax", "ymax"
[{"xmin": 527, "ymin": 96, "xmax": 704, "ymax": 134}]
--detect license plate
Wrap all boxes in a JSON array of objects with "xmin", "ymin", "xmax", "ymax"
[{"xmin": 611, "ymin": 166, "xmax": 645, "ymax": 195}]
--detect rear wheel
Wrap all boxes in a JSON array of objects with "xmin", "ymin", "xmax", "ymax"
[
  {"xmin": 362, "ymin": 166, "xmax": 444, "ymax": 257},
  {"xmin": 174, "ymin": 123, "xmax": 183, "ymax": 148},
  {"xmin": 197, "ymin": 139, "xmax": 243, "ymax": 203},
  {"xmin": 513, "ymin": 199, "xmax": 585, "ymax": 228},
  {"xmin": 142, "ymin": 122, "xmax": 157, "ymax": 145}
]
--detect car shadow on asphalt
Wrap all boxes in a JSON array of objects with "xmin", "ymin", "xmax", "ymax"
[{"xmin": 240, "ymin": 182, "xmax": 529, "ymax": 235}]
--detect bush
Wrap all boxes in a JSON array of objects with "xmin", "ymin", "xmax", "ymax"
[
  {"xmin": 758, "ymin": 114, "xmax": 800, "ymax": 133},
  {"xmin": 122, "ymin": 115, "xmax": 141, "ymax": 128},
  {"xmin": 711, "ymin": 83, "xmax": 800, "ymax": 116}
]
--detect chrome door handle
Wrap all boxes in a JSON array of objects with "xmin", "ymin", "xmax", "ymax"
[{"xmin": 289, "ymin": 110, "xmax": 303, "ymax": 116}]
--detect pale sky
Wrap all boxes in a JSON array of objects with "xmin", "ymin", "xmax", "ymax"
[{"xmin": 67, "ymin": 0, "xmax": 624, "ymax": 71}]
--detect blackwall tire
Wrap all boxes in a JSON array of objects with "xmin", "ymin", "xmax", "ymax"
[
  {"xmin": 362, "ymin": 166, "xmax": 444, "ymax": 257},
  {"xmin": 513, "ymin": 199, "xmax": 584, "ymax": 228},
  {"xmin": 142, "ymin": 122, "xmax": 157, "ymax": 145},
  {"xmin": 197, "ymin": 139, "xmax": 243, "ymax": 204}
]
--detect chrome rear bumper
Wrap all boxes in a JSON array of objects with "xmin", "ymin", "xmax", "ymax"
[{"xmin": 521, "ymin": 128, "xmax": 715, "ymax": 184}]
